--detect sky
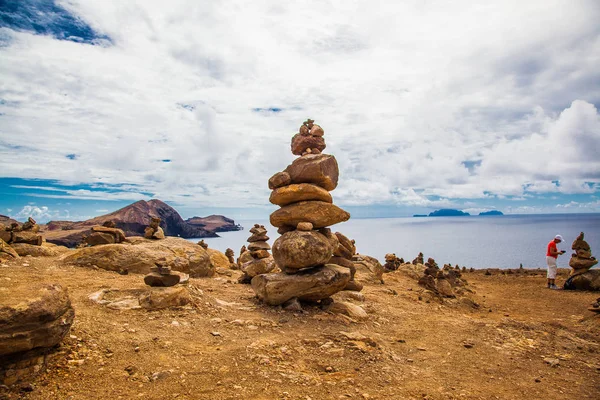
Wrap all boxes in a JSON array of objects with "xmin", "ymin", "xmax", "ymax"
[{"xmin": 1, "ymin": 0, "xmax": 599, "ymax": 223}]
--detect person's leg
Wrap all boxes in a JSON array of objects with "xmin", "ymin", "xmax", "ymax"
[{"xmin": 546, "ymin": 256, "xmax": 557, "ymax": 288}]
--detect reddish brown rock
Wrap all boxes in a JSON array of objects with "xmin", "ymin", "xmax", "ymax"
[
  {"xmin": 291, "ymin": 133, "xmax": 326, "ymax": 156},
  {"xmin": 296, "ymin": 222, "xmax": 314, "ymax": 231},
  {"xmin": 270, "ymin": 201, "xmax": 350, "ymax": 229},
  {"xmin": 269, "ymin": 183, "xmax": 333, "ymax": 207},
  {"xmin": 248, "ymin": 241, "xmax": 271, "ymax": 251},
  {"xmin": 272, "ymin": 230, "xmax": 334, "ymax": 270},
  {"xmin": 268, "ymin": 171, "xmax": 291, "ymax": 190},
  {"xmin": 91, "ymin": 226, "xmax": 126, "ymax": 242},
  {"xmin": 309, "ymin": 124, "xmax": 324, "ymax": 137},
  {"xmin": 241, "ymin": 256, "xmax": 276, "ymax": 278},
  {"xmin": 11, "ymin": 231, "xmax": 43, "ymax": 246},
  {"xmin": 284, "ymin": 154, "xmax": 339, "ymax": 191},
  {"xmin": 85, "ymin": 232, "xmax": 116, "ymax": 246}
]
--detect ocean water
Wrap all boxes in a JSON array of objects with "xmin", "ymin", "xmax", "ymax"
[{"xmin": 192, "ymin": 214, "xmax": 600, "ymax": 269}]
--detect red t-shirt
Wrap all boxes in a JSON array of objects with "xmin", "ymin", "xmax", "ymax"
[{"xmin": 547, "ymin": 241, "xmax": 557, "ymax": 258}]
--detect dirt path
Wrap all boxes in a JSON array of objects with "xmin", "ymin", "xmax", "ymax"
[{"xmin": 1, "ymin": 258, "xmax": 599, "ymax": 400}]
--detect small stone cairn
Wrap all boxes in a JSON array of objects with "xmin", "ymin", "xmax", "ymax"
[
  {"xmin": 238, "ymin": 224, "xmax": 276, "ymax": 284},
  {"xmin": 144, "ymin": 216, "xmax": 165, "ymax": 240},
  {"xmin": 412, "ymin": 252, "xmax": 424, "ymax": 265},
  {"xmin": 144, "ymin": 262, "xmax": 181, "ymax": 287},
  {"xmin": 417, "ymin": 257, "xmax": 467, "ymax": 298},
  {"xmin": 568, "ymin": 232, "xmax": 598, "ymax": 276},
  {"xmin": 84, "ymin": 220, "xmax": 126, "ymax": 246},
  {"xmin": 251, "ymin": 119, "xmax": 352, "ymax": 306},
  {"xmin": 384, "ymin": 253, "xmax": 403, "ymax": 272},
  {"xmin": 197, "ymin": 240, "xmax": 208, "ymax": 249},
  {"xmin": 0, "ymin": 217, "xmax": 43, "ymax": 246},
  {"xmin": 225, "ymin": 248, "xmax": 235, "ymax": 265}
]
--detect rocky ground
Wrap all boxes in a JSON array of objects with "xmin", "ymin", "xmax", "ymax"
[{"xmin": 0, "ymin": 256, "xmax": 598, "ymax": 400}]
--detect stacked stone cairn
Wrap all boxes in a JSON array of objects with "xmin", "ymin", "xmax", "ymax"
[
  {"xmin": 412, "ymin": 252, "xmax": 424, "ymax": 265},
  {"xmin": 417, "ymin": 257, "xmax": 466, "ymax": 298},
  {"xmin": 84, "ymin": 220, "xmax": 126, "ymax": 246},
  {"xmin": 330, "ymin": 231, "xmax": 363, "ymax": 291},
  {"xmin": 0, "ymin": 217, "xmax": 43, "ymax": 246},
  {"xmin": 251, "ymin": 119, "xmax": 352, "ymax": 306},
  {"xmin": 197, "ymin": 240, "xmax": 208, "ymax": 249},
  {"xmin": 384, "ymin": 253, "xmax": 403, "ymax": 272},
  {"xmin": 144, "ymin": 216, "xmax": 165, "ymax": 240},
  {"xmin": 238, "ymin": 224, "xmax": 276, "ymax": 284},
  {"xmin": 225, "ymin": 248, "xmax": 235, "ymax": 266},
  {"xmin": 144, "ymin": 262, "xmax": 181, "ymax": 287},
  {"xmin": 568, "ymin": 232, "xmax": 597, "ymax": 276}
]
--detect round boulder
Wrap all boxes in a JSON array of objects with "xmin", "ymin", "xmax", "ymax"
[{"xmin": 272, "ymin": 230, "xmax": 334, "ymax": 270}]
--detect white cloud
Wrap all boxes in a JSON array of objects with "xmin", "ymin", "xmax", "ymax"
[{"xmin": 0, "ymin": 1, "xmax": 599, "ymax": 210}]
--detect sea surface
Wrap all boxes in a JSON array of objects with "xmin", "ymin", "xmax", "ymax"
[{"xmin": 190, "ymin": 214, "xmax": 600, "ymax": 269}]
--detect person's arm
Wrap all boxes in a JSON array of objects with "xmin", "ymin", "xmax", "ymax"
[{"xmin": 549, "ymin": 244, "xmax": 559, "ymax": 257}]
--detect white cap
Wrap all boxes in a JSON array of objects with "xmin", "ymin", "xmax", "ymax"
[{"xmin": 555, "ymin": 235, "xmax": 563, "ymax": 241}]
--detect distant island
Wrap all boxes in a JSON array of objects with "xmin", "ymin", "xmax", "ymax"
[
  {"xmin": 413, "ymin": 214, "xmax": 428, "ymax": 217},
  {"xmin": 479, "ymin": 210, "xmax": 504, "ymax": 216},
  {"xmin": 427, "ymin": 209, "xmax": 470, "ymax": 217}
]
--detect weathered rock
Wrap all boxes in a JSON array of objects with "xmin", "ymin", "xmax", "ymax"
[
  {"xmin": 344, "ymin": 280, "xmax": 364, "ymax": 292},
  {"xmin": 0, "ymin": 239, "xmax": 19, "ymax": 259},
  {"xmin": 197, "ymin": 239, "xmax": 208, "ymax": 249},
  {"xmin": 272, "ymin": 230, "xmax": 334, "ymax": 270},
  {"xmin": 353, "ymin": 254, "xmax": 385, "ymax": 284},
  {"xmin": 207, "ymin": 248, "xmax": 231, "ymax": 271},
  {"xmin": 284, "ymin": 154, "xmax": 339, "ymax": 191},
  {"xmin": 251, "ymin": 265, "xmax": 351, "ymax": 305},
  {"xmin": 144, "ymin": 272, "xmax": 181, "ymax": 287},
  {"xmin": 436, "ymin": 276, "xmax": 455, "ymax": 297},
  {"xmin": 569, "ymin": 256, "xmax": 598, "ymax": 270},
  {"xmin": 11, "ymin": 243, "xmax": 60, "ymax": 257},
  {"xmin": 237, "ymin": 251, "xmax": 254, "ymax": 268},
  {"xmin": 251, "ymin": 249, "xmax": 271, "ymax": 259},
  {"xmin": 85, "ymin": 232, "xmax": 116, "ymax": 246},
  {"xmin": 241, "ymin": 256, "xmax": 276, "ymax": 278},
  {"xmin": 270, "ymin": 183, "xmax": 333, "ymax": 207},
  {"xmin": 0, "ymin": 230, "xmax": 12, "ymax": 244},
  {"xmin": 63, "ymin": 237, "xmax": 215, "ymax": 277},
  {"xmin": 138, "ymin": 287, "xmax": 191, "ymax": 310},
  {"xmin": 268, "ymin": 171, "xmax": 291, "ymax": 190},
  {"xmin": 291, "ymin": 133, "xmax": 326, "ymax": 156},
  {"xmin": 270, "ymin": 201, "xmax": 350, "ymax": 229},
  {"xmin": 325, "ymin": 301, "xmax": 367, "ymax": 319},
  {"xmin": 152, "ymin": 226, "xmax": 165, "ymax": 239},
  {"xmin": 247, "ymin": 234, "xmax": 269, "ymax": 242},
  {"xmin": 0, "ymin": 283, "xmax": 74, "ymax": 356},
  {"xmin": 564, "ymin": 269, "xmax": 600, "ymax": 291},
  {"xmin": 21, "ymin": 217, "xmax": 39, "ymax": 233},
  {"xmin": 225, "ymin": 248, "xmax": 235, "ymax": 264},
  {"xmin": 11, "ymin": 231, "xmax": 43, "ymax": 246},
  {"xmin": 91, "ymin": 226, "xmax": 126, "ymax": 242},
  {"xmin": 310, "ymin": 124, "xmax": 324, "ymax": 137}
]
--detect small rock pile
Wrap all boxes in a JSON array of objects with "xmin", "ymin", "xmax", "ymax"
[
  {"xmin": 238, "ymin": 224, "xmax": 276, "ymax": 284},
  {"xmin": 0, "ymin": 217, "xmax": 43, "ymax": 246},
  {"xmin": 412, "ymin": 252, "xmax": 424, "ymax": 265},
  {"xmin": 417, "ymin": 257, "xmax": 468, "ymax": 298},
  {"xmin": 251, "ymin": 120, "xmax": 352, "ymax": 306},
  {"xmin": 144, "ymin": 262, "xmax": 181, "ymax": 287},
  {"xmin": 589, "ymin": 297, "xmax": 600, "ymax": 314},
  {"xmin": 197, "ymin": 240, "xmax": 208, "ymax": 249},
  {"xmin": 384, "ymin": 253, "xmax": 403, "ymax": 272},
  {"xmin": 144, "ymin": 217, "xmax": 165, "ymax": 240},
  {"xmin": 84, "ymin": 221, "xmax": 126, "ymax": 246},
  {"xmin": 225, "ymin": 248, "xmax": 235, "ymax": 266},
  {"xmin": 568, "ymin": 232, "xmax": 598, "ymax": 275}
]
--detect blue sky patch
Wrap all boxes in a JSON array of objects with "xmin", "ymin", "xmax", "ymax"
[{"xmin": 0, "ymin": 0, "xmax": 111, "ymax": 45}]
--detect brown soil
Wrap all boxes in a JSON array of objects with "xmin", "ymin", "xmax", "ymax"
[{"xmin": 1, "ymin": 257, "xmax": 599, "ymax": 400}]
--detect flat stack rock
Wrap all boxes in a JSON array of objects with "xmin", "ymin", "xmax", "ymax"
[
  {"xmin": 239, "ymin": 224, "xmax": 276, "ymax": 284},
  {"xmin": 144, "ymin": 263, "xmax": 181, "ymax": 287},
  {"xmin": 1, "ymin": 217, "xmax": 43, "ymax": 247},
  {"xmin": 252, "ymin": 120, "xmax": 351, "ymax": 306},
  {"xmin": 84, "ymin": 223, "xmax": 127, "ymax": 246}
]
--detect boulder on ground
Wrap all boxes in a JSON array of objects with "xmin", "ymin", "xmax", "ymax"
[
  {"xmin": 10, "ymin": 243, "xmax": 61, "ymax": 257},
  {"xmin": 270, "ymin": 201, "xmax": 350, "ymax": 229},
  {"xmin": 63, "ymin": 237, "xmax": 215, "ymax": 277},
  {"xmin": 206, "ymin": 248, "xmax": 231, "ymax": 270},
  {"xmin": 325, "ymin": 301, "xmax": 367, "ymax": 319},
  {"xmin": 138, "ymin": 287, "xmax": 191, "ymax": 310},
  {"xmin": 564, "ymin": 269, "xmax": 600, "ymax": 291},
  {"xmin": 0, "ymin": 239, "xmax": 19, "ymax": 259},
  {"xmin": 251, "ymin": 265, "xmax": 351, "ymax": 306},
  {"xmin": 11, "ymin": 231, "xmax": 43, "ymax": 246},
  {"xmin": 272, "ymin": 230, "xmax": 334, "ymax": 270}
]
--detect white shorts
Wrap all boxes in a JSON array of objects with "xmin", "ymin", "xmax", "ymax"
[{"xmin": 546, "ymin": 256, "xmax": 557, "ymax": 279}]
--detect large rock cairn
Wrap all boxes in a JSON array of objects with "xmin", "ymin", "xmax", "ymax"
[
  {"xmin": 84, "ymin": 221, "xmax": 127, "ymax": 246},
  {"xmin": 238, "ymin": 224, "xmax": 276, "ymax": 284},
  {"xmin": 144, "ymin": 216, "xmax": 165, "ymax": 240},
  {"xmin": 568, "ymin": 232, "xmax": 598, "ymax": 275},
  {"xmin": 251, "ymin": 119, "xmax": 352, "ymax": 306}
]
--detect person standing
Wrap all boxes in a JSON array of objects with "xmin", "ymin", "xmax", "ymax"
[{"xmin": 546, "ymin": 234, "xmax": 566, "ymax": 289}]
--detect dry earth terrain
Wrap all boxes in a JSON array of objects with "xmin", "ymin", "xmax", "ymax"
[{"xmin": 1, "ymin": 256, "xmax": 598, "ymax": 400}]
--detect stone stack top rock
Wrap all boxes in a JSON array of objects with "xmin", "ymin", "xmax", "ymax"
[{"xmin": 291, "ymin": 119, "xmax": 326, "ymax": 156}]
